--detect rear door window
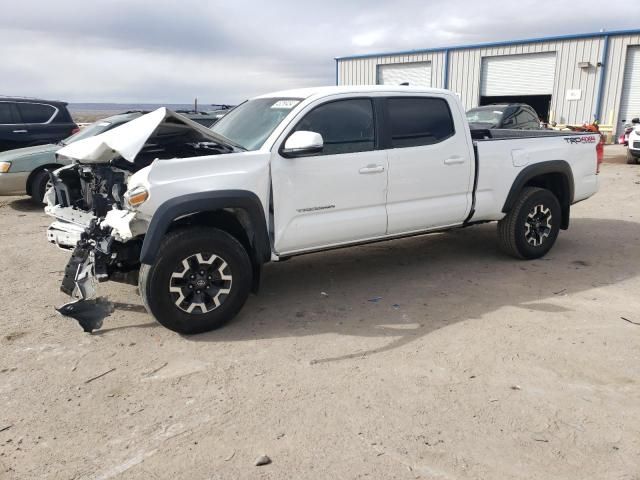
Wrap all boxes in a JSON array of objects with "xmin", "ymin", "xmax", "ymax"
[
  {"xmin": 0, "ymin": 102, "xmax": 20, "ymax": 124},
  {"xmin": 293, "ymin": 98, "xmax": 375, "ymax": 155},
  {"xmin": 386, "ymin": 97, "xmax": 455, "ymax": 148},
  {"xmin": 16, "ymin": 103, "xmax": 56, "ymax": 123}
]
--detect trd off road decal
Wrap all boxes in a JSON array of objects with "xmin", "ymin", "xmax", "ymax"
[{"xmin": 564, "ymin": 136, "xmax": 597, "ymax": 144}]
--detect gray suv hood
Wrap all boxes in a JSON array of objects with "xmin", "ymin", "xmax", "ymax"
[{"xmin": 56, "ymin": 107, "xmax": 234, "ymax": 164}]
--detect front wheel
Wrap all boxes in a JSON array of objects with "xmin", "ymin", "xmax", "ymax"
[
  {"xmin": 497, "ymin": 187, "xmax": 561, "ymax": 259},
  {"xmin": 139, "ymin": 227, "xmax": 252, "ymax": 334},
  {"xmin": 627, "ymin": 150, "xmax": 639, "ymax": 165}
]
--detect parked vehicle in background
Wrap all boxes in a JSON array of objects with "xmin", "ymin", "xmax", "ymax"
[
  {"xmin": 466, "ymin": 104, "xmax": 542, "ymax": 130},
  {"xmin": 175, "ymin": 106, "xmax": 233, "ymax": 127},
  {"xmin": 618, "ymin": 121, "xmax": 635, "ymax": 146},
  {"xmin": 0, "ymin": 97, "xmax": 78, "ymax": 152},
  {"xmin": 628, "ymin": 118, "xmax": 640, "ymax": 164},
  {"xmin": 45, "ymin": 86, "xmax": 601, "ymax": 335},
  {"xmin": 0, "ymin": 111, "xmax": 145, "ymax": 202},
  {"xmin": 0, "ymin": 110, "xmax": 221, "ymax": 203}
]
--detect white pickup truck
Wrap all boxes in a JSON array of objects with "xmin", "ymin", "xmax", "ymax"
[{"xmin": 44, "ymin": 86, "xmax": 602, "ymax": 333}]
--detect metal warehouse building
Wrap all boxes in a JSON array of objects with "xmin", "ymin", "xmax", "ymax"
[{"xmin": 335, "ymin": 29, "xmax": 640, "ymax": 139}]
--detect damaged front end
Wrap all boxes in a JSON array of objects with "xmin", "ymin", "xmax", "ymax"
[
  {"xmin": 45, "ymin": 108, "xmax": 238, "ymax": 332},
  {"xmin": 45, "ymin": 164, "xmax": 145, "ymax": 331}
]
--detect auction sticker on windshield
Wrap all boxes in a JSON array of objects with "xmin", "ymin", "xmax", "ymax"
[{"xmin": 271, "ymin": 100, "xmax": 300, "ymax": 109}]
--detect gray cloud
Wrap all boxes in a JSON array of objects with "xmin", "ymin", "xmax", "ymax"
[{"xmin": 0, "ymin": 0, "xmax": 633, "ymax": 103}]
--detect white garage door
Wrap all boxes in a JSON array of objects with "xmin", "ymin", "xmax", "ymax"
[
  {"xmin": 481, "ymin": 53, "xmax": 557, "ymax": 96},
  {"xmin": 377, "ymin": 62, "xmax": 432, "ymax": 87},
  {"xmin": 619, "ymin": 46, "xmax": 640, "ymax": 132}
]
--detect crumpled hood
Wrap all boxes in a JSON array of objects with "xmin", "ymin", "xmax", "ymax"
[{"xmin": 56, "ymin": 107, "xmax": 232, "ymax": 164}]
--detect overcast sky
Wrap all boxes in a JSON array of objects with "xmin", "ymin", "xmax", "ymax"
[{"xmin": 0, "ymin": 0, "xmax": 633, "ymax": 104}]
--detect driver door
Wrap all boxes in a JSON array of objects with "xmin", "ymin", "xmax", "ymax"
[{"xmin": 270, "ymin": 97, "xmax": 388, "ymax": 255}]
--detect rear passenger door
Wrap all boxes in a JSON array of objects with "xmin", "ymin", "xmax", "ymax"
[
  {"xmin": 384, "ymin": 95, "xmax": 474, "ymax": 234},
  {"xmin": 0, "ymin": 102, "xmax": 25, "ymax": 152}
]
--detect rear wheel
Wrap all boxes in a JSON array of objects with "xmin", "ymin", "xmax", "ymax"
[
  {"xmin": 29, "ymin": 169, "xmax": 52, "ymax": 204},
  {"xmin": 627, "ymin": 150, "xmax": 639, "ymax": 165},
  {"xmin": 139, "ymin": 227, "xmax": 252, "ymax": 334},
  {"xmin": 497, "ymin": 187, "xmax": 561, "ymax": 259}
]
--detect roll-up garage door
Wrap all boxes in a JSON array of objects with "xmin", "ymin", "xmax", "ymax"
[
  {"xmin": 377, "ymin": 62, "xmax": 432, "ymax": 87},
  {"xmin": 619, "ymin": 46, "xmax": 640, "ymax": 132},
  {"xmin": 481, "ymin": 53, "xmax": 557, "ymax": 96}
]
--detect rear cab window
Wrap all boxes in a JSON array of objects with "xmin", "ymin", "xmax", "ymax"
[
  {"xmin": 16, "ymin": 103, "xmax": 57, "ymax": 124},
  {"xmin": 292, "ymin": 98, "xmax": 375, "ymax": 155},
  {"xmin": 386, "ymin": 97, "xmax": 455, "ymax": 148}
]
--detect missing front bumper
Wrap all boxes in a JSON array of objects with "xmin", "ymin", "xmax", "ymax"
[
  {"xmin": 56, "ymin": 245, "xmax": 110, "ymax": 333},
  {"xmin": 45, "ymin": 204, "xmax": 97, "ymax": 249}
]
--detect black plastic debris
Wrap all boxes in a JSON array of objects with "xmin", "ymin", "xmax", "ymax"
[{"xmin": 56, "ymin": 297, "xmax": 115, "ymax": 333}]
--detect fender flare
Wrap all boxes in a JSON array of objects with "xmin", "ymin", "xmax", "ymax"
[
  {"xmin": 502, "ymin": 160, "xmax": 575, "ymax": 213},
  {"xmin": 139, "ymin": 190, "xmax": 271, "ymax": 265}
]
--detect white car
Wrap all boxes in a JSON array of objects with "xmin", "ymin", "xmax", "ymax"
[
  {"xmin": 628, "ymin": 119, "xmax": 640, "ymax": 164},
  {"xmin": 45, "ymin": 86, "xmax": 601, "ymax": 334}
]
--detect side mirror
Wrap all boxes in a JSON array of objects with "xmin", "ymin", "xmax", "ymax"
[
  {"xmin": 632, "ymin": 118, "xmax": 640, "ymax": 124},
  {"xmin": 282, "ymin": 131, "xmax": 323, "ymax": 157}
]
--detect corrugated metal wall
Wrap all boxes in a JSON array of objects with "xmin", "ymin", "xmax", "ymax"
[
  {"xmin": 337, "ymin": 33, "xmax": 639, "ymax": 130},
  {"xmin": 600, "ymin": 33, "xmax": 640, "ymax": 130},
  {"xmin": 337, "ymin": 51, "xmax": 446, "ymax": 88},
  {"xmin": 449, "ymin": 38, "xmax": 604, "ymax": 125}
]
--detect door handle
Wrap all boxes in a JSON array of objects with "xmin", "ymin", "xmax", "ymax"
[
  {"xmin": 359, "ymin": 164, "xmax": 385, "ymax": 174},
  {"xmin": 444, "ymin": 156, "xmax": 465, "ymax": 165},
  {"xmin": 12, "ymin": 130, "xmax": 28, "ymax": 133}
]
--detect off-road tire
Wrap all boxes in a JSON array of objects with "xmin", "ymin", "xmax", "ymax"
[
  {"xmin": 139, "ymin": 227, "xmax": 252, "ymax": 334},
  {"xmin": 29, "ymin": 169, "xmax": 51, "ymax": 204},
  {"xmin": 497, "ymin": 187, "xmax": 561, "ymax": 259},
  {"xmin": 627, "ymin": 150, "xmax": 639, "ymax": 165}
]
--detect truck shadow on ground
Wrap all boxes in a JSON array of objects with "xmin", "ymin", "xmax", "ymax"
[
  {"xmin": 190, "ymin": 218, "xmax": 640, "ymax": 362},
  {"xmin": 8, "ymin": 197, "xmax": 43, "ymax": 212}
]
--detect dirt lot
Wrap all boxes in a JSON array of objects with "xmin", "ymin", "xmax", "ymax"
[{"xmin": 1, "ymin": 146, "xmax": 639, "ymax": 479}]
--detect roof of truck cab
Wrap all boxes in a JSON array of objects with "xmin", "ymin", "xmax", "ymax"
[{"xmin": 254, "ymin": 85, "xmax": 451, "ymax": 100}]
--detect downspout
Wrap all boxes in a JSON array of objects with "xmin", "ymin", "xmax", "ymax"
[
  {"xmin": 594, "ymin": 34, "xmax": 609, "ymax": 123},
  {"xmin": 335, "ymin": 59, "xmax": 339, "ymax": 86},
  {"xmin": 443, "ymin": 49, "xmax": 450, "ymax": 90}
]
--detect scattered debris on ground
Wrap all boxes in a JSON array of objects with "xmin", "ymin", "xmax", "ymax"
[{"xmin": 254, "ymin": 455, "xmax": 271, "ymax": 466}]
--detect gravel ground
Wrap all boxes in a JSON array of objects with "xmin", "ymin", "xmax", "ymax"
[{"xmin": 1, "ymin": 146, "xmax": 639, "ymax": 479}]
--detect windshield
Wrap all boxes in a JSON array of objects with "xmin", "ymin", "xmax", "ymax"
[
  {"xmin": 63, "ymin": 119, "xmax": 118, "ymax": 144},
  {"xmin": 466, "ymin": 108, "xmax": 505, "ymax": 126},
  {"xmin": 211, "ymin": 97, "xmax": 302, "ymax": 151}
]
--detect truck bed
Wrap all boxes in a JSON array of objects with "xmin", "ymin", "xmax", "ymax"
[
  {"xmin": 469, "ymin": 130, "xmax": 600, "ymax": 224},
  {"xmin": 470, "ymin": 128, "xmax": 596, "ymax": 141}
]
